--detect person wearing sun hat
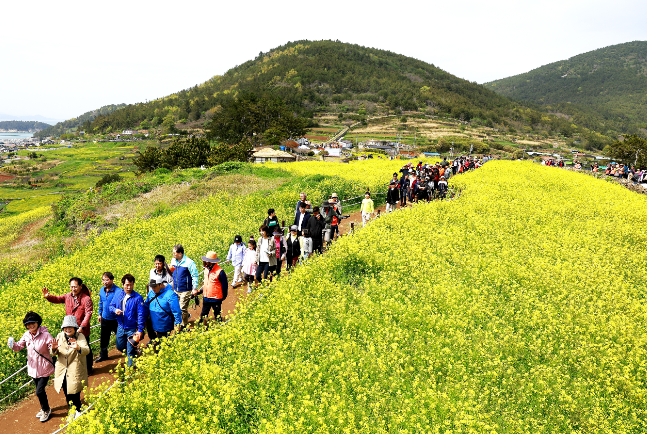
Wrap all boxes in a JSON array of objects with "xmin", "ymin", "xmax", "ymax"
[
  {"xmin": 8, "ymin": 311, "xmax": 55, "ymax": 422},
  {"xmin": 192, "ymin": 251, "xmax": 228, "ymax": 326},
  {"xmin": 50, "ymin": 315, "xmax": 90, "ymax": 418}
]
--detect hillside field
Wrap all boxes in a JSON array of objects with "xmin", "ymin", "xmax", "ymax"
[{"xmin": 2, "ymin": 160, "xmax": 640, "ymax": 433}]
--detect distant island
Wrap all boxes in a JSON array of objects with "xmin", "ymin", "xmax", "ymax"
[{"xmin": 0, "ymin": 120, "xmax": 51, "ymax": 133}]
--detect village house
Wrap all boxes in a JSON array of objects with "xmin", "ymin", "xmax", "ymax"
[{"xmin": 251, "ymin": 147, "xmax": 297, "ymax": 163}]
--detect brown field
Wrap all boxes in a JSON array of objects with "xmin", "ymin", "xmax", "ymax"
[
  {"xmin": 0, "ymin": 174, "xmax": 15, "ymax": 182},
  {"xmin": 305, "ymin": 135, "xmax": 329, "ymax": 141}
]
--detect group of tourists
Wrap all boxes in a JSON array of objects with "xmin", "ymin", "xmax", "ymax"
[
  {"xmin": 384, "ymin": 157, "xmax": 484, "ymax": 209},
  {"xmin": 6, "ymin": 156, "xmax": 487, "ymax": 423},
  {"xmin": 6, "ymin": 245, "xmax": 228, "ymax": 422},
  {"xmin": 547, "ymin": 159, "xmax": 647, "ymax": 184}
]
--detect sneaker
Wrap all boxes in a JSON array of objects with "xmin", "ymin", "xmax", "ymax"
[
  {"xmin": 35, "ymin": 409, "xmax": 44, "ymax": 419},
  {"xmin": 40, "ymin": 409, "xmax": 51, "ymax": 422},
  {"xmin": 94, "ymin": 354, "xmax": 109, "ymax": 363},
  {"xmin": 74, "ymin": 411, "xmax": 82, "ymax": 420},
  {"xmin": 247, "ymin": 287, "xmax": 252, "ymax": 294}
]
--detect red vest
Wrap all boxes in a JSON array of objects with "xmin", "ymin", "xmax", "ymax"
[{"xmin": 204, "ymin": 264, "xmax": 224, "ymax": 300}]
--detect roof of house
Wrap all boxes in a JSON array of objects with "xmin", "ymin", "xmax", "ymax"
[{"xmin": 252, "ymin": 148, "xmax": 295, "ymax": 158}]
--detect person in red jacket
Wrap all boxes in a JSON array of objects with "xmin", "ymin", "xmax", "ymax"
[{"xmin": 42, "ymin": 277, "xmax": 94, "ymax": 374}]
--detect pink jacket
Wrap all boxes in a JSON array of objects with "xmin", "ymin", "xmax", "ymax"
[
  {"xmin": 45, "ymin": 290, "xmax": 93, "ymax": 338},
  {"xmin": 11, "ymin": 326, "xmax": 55, "ymax": 378}
]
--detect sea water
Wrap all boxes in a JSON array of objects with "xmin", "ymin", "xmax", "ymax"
[{"xmin": 0, "ymin": 132, "xmax": 33, "ymax": 140}]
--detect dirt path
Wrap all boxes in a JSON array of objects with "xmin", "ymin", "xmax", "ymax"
[{"xmin": 0, "ymin": 200, "xmax": 409, "ymax": 433}]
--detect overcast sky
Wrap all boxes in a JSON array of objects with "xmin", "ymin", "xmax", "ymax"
[{"xmin": 2, "ymin": 0, "xmax": 646, "ymax": 122}]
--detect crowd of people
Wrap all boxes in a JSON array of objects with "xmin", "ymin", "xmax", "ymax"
[
  {"xmin": 545, "ymin": 159, "xmax": 647, "ymax": 184},
  {"xmin": 5, "ymin": 156, "xmax": 487, "ymax": 423}
]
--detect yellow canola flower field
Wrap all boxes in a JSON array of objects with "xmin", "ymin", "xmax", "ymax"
[
  {"xmin": 0, "ymin": 162, "xmax": 390, "ymax": 402},
  {"xmin": 68, "ymin": 161, "xmax": 647, "ymax": 433},
  {"xmin": 0, "ymin": 206, "xmax": 50, "ymax": 249}
]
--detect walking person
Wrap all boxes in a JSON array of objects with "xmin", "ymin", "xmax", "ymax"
[
  {"xmin": 109, "ymin": 274, "xmax": 145, "ymax": 368},
  {"xmin": 7, "ymin": 312, "xmax": 55, "ymax": 422},
  {"xmin": 42, "ymin": 277, "xmax": 94, "ymax": 374},
  {"xmin": 285, "ymin": 225, "xmax": 301, "ymax": 271},
  {"xmin": 192, "ymin": 251, "xmax": 228, "ymax": 327},
  {"xmin": 301, "ymin": 228, "xmax": 313, "ymax": 261},
  {"xmin": 95, "ymin": 272, "xmax": 121, "ymax": 363},
  {"xmin": 294, "ymin": 202, "xmax": 311, "ymax": 237},
  {"xmin": 170, "ymin": 244, "xmax": 199, "ymax": 329},
  {"xmin": 149, "ymin": 255, "xmax": 174, "ymax": 286},
  {"xmin": 360, "ymin": 192, "xmax": 374, "ymax": 227},
  {"xmin": 386, "ymin": 180, "xmax": 399, "ymax": 213},
  {"xmin": 144, "ymin": 276, "xmax": 183, "ymax": 348},
  {"xmin": 321, "ymin": 200, "xmax": 341, "ymax": 245},
  {"xmin": 50, "ymin": 315, "xmax": 90, "ymax": 418},
  {"xmin": 271, "ymin": 228, "xmax": 287, "ymax": 279},
  {"xmin": 241, "ymin": 239, "xmax": 257, "ymax": 294},
  {"xmin": 399, "ymin": 173, "xmax": 409, "ymax": 207},
  {"xmin": 329, "ymin": 193, "xmax": 342, "ymax": 239},
  {"xmin": 255, "ymin": 225, "xmax": 276, "ymax": 286},
  {"xmin": 225, "ymin": 235, "xmax": 245, "ymax": 287},
  {"xmin": 305, "ymin": 206, "xmax": 325, "ymax": 254}
]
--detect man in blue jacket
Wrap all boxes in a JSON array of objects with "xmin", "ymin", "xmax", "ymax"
[
  {"xmin": 144, "ymin": 275, "xmax": 182, "ymax": 348},
  {"xmin": 170, "ymin": 244, "xmax": 199, "ymax": 328},
  {"xmin": 95, "ymin": 271, "xmax": 122, "ymax": 363},
  {"xmin": 109, "ymin": 274, "xmax": 145, "ymax": 367}
]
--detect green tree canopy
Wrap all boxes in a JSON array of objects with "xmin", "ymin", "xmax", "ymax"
[
  {"xmin": 604, "ymin": 135, "xmax": 647, "ymax": 167},
  {"xmin": 205, "ymin": 92, "xmax": 308, "ymax": 146}
]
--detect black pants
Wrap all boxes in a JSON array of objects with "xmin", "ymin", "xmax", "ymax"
[
  {"xmin": 62, "ymin": 377, "xmax": 82, "ymax": 412},
  {"xmin": 200, "ymin": 300, "xmax": 222, "ymax": 322},
  {"xmin": 313, "ymin": 238, "xmax": 323, "ymax": 254},
  {"xmin": 99, "ymin": 318, "xmax": 118, "ymax": 356},
  {"xmin": 32, "ymin": 376, "xmax": 50, "ymax": 412},
  {"xmin": 86, "ymin": 348, "xmax": 93, "ymax": 373}
]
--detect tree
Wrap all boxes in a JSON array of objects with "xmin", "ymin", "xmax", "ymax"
[
  {"xmin": 205, "ymin": 92, "xmax": 308, "ymax": 146},
  {"xmin": 604, "ymin": 135, "xmax": 647, "ymax": 167}
]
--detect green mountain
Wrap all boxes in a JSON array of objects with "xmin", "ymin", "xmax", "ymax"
[
  {"xmin": 0, "ymin": 120, "xmax": 51, "ymax": 132},
  {"xmin": 83, "ymin": 40, "xmax": 539, "ymax": 131},
  {"xmin": 33, "ymin": 104, "xmax": 126, "ymax": 139},
  {"xmin": 485, "ymin": 41, "xmax": 647, "ymax": 137}
]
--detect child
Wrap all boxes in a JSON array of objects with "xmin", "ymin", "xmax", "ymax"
[
  {"xmin": 241, "ymin": 239, "xmax": 257, "ymax": 294},
  {"xmin": 360, "ymin": 192, "xmax": 374, "ymax": 227},
  {"xmin": 438, "ymin": 178, "xmax": 448, "ymax": 199},
  {"xmin": 225, "ymin": 235, "xmax": 245, "ymax": 287},
  {"xmin": 301, "ymin": 228, "xmax": 313, "ymax": 261}
]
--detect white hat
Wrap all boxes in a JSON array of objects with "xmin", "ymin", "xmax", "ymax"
[{"xmin": 61, "ymin": 315, "xmax": 79, "ymax": 329}]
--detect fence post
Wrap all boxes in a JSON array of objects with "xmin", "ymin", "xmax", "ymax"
[
  {"xmin": 351, "ymin": 222, "xmax": 354, "ymax": 232},
  {"xmin": 282, "ymin": 220, "xmax": 285, "ymax": 229}
]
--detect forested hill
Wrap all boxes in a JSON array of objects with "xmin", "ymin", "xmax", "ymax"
[
  {"xmin": 34, "ymin": 104, "xmax": 126, "ymax": 139},
  {"xmin": 79, "ymin": 40, "xmax": 526, "ymax": 132},
  {"xmin": 0, "ymin": 120, "xmax": 51, "ymax": 132},
  {"xmin": 485, "ymin": 41, "xmax": 647, "ymax": 136}
]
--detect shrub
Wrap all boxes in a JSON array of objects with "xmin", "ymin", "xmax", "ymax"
[{"xmin": 95, "ymin": 173, "xmax": 122, "ymax": 188}]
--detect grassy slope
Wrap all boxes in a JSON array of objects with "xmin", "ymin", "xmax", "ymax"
[{"xmin": 68, "ymin": 161, "xmax": 647, "ymax": 433}]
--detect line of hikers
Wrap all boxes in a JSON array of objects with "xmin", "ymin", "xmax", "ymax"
[{"xmin": 5, "ymin": 156, "xmax": 488, "ymax": 423}]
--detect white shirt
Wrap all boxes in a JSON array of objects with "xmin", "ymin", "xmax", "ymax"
[
  {"xmin": 260, "ymin": 238, "xmax": 270, "ymax": 263},
  {"xmin": 122, "ymin": 292, "xmax": 132, "ymax": 312},
  {"xmin": 298, "ymin": 213, "xmax": 305, "ymax": 231}
]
